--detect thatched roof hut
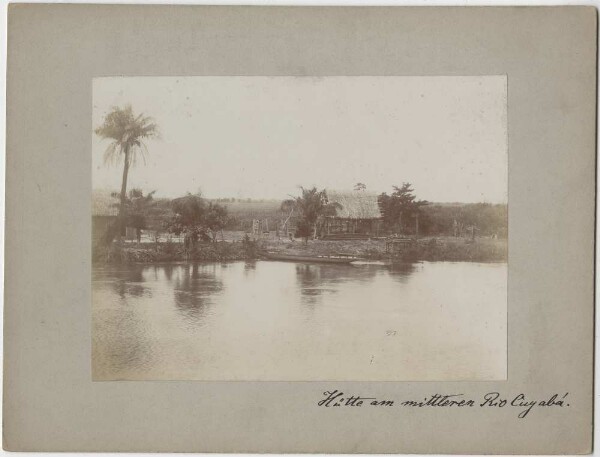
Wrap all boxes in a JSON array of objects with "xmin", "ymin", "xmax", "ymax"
[
  {"xmin": 320, "ymin": 190, "xmax": 382, "ymax": 239},
  {"xmin": 92, "ymin": 189, "xmax": 119, "ymax": 217},
  {"xmin": 326, "ymin": 190, "xmax": 381, "ymax": 219},
  {"xmin": 92, "ymin": 189, "xmax": 119, "ymax": 244},
  {"xmin": 92, "ymin": 189, "xmax": 173, "ymax": 235}
]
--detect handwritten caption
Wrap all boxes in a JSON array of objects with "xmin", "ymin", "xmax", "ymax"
[{"xmin": 317, "ymin": 390, "xmax": 570, "ymax": 419}]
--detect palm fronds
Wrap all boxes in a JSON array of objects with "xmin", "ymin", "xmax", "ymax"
[{"xmin": 95, "ymin": 104, "xmax": 159, "ymax": 167}]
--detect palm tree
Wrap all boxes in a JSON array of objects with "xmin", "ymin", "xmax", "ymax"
[
  {"xmin": 285, "ymin": 187, "xmax": 341, "ymax": 242},
  {"xmin": 95, "ymin": 105, "xmax": 158, "ymax": 237}
]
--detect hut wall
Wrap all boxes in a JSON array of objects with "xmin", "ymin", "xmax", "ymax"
[
  {"xmin": 92, "ymin": 215, "xmax": 117, "ymax": 244},
  {"xmin": 323, "ymin": 218, "xmax": 382, "ymax": 236}
]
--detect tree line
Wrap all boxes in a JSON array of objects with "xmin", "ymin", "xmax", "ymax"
[
  {"xmin": 95, "ymin": 105, "xmax": 506, "ymax": 248},
  {"xmin": 95, "ymin": 105, "xmax": 232, "ymax": 249}
]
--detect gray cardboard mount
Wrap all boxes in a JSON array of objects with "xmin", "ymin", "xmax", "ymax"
[{"xmin": 4, "ymin": 5, "xmax": 596, "ymax": 453}]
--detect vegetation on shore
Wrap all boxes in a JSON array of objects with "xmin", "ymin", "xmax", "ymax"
[
  {"xmin": 93, "ymin": 105, "xmax": 507, "ymax": 265},
  {"xmin": 93, "ymin": 236, "xmax": 506, "ymax": 264},
  {"xmin": 95, "ymin": 105, "xmax": 159, "ymax": 245},
  {"xmin": 263, "ymin": 237, "xmax": 507, "ymax": 263},
  {"xmin": 94, "ymin": 235, "xmax": 259, "ymax": 264}
]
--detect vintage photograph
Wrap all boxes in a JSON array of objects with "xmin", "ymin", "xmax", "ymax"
[{"xmin": 92, "ymin": 76, "xmax": 508, "ymax": 381}]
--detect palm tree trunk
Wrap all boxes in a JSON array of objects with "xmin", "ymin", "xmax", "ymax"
[{"xmin": 118, "ymin": 147, "xmax": 130, "ymax": 238}]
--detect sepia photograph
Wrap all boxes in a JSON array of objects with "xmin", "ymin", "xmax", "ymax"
[
  {"xmin": 92, "ymin": 76, "xmax": 508, "ymax": 381},
  {"xmin": 5, "ymin": 4, "xmax": 596, "ymax": 452}
]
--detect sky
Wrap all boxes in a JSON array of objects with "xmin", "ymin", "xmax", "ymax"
[{"xmin": 92, "ymin": 76, "xmax": 507, "ymax": 203}]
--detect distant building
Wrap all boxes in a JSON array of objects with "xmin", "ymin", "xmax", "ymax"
[
  {"xmin": 92, "ymin": 189, "xmax": 119, "ymax": 244},
  {"xmin": 321, "ymin": 190, "xmax": 383, "ymax": 239},
  {"xmin": 92, "ymin": 189, "xmax": 175, "ymax": 244}
]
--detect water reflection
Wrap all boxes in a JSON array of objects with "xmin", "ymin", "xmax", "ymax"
[
  {"xmin": 92, "ymin": 267, "xmax": 156, "ymax": 379},
  {"xmin": 162, "ymin": 264, "xmax": 175, "ymax": 281},
  {"xmin": 106, "ymin": 265, "xmax": 152, "ymax": 299},
  {"xmin": 100, "ymin": 304, "xmax": 154, "ymax": 374},
  {"xmin": 293, "ymin": 262, "xmax": 417, "ymax": 306},
  {"xmin": 294, "ymin": 264, "xmax": 325, "ymax": 306},
  {"xmin": 386, "ymin": 262, "xmax": 418, "ymax": 283},
  {"xmin": 92, "ymin": 260, "xmax": 508, "ymax": 381},
  {"xmin": 172, "ymin": 264, "xmax": 224, "ymax": 325}
]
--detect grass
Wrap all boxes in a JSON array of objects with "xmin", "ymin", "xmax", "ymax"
[
  {"xmin": 94, "ymin": 235, "xmax": 507, "ymax": 264},
  {"xmin": 260, "ymin": 236, "xmax": 507, "ymax": 263},
  {"xmin": 93, "ymin": 238, "xmax": 257, "ymax": 264}
]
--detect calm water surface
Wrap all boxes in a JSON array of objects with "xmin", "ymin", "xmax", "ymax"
[{"xmin": 92, "ymin": 260, "xmax": 506, "ymax": 381}]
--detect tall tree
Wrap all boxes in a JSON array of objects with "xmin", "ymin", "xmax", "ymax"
[
  {"xmin": 95, "ymin": 105, "xmax": 158, "ymax": 237},
  {"xmin": 378, "ymin": 183, "xmax": 428, "ymax": 234}
]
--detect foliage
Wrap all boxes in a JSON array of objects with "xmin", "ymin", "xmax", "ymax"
[
  {"xmin": 377, "ymin": 183, "xmax": 428, "ymax": 233},
  {"xmin": 165, "ymin": 194, "xmax": 230, "ymax": 247},
  {"xmin": 169, "ymin": 194, "xmax": 207, "ymax": 228},
  {"xmin": 294, "ymin": 219, "xmax": 313, "ymax": 241},
  {"xmin": 280, "ymin": 199, "xmax": 295, "ymax": 214},
  {"xmin": 200, "ymin": 198, "xmax": 506, "ymax": 239},
  {"xmin": 95, "ymin": 105, "xmax": 159, "ymax": 167},
  {"xmin": 208, "ymin": 200, "xmax": 284, "ymax": 230},
  {"xmin": 284, "ymin": 187, "xmax": 341, "ymax": 241},
  {"xmin": 419, "ymin": 203, "xmax": 508, "ymax": 237},
  {"xmin": 95, "ymin": 104, "xmax": 159, "ymax": 243},
  {"xmin": 109, "ymin": 188, "xmax": 157, "ymax": 242},
  {"xmin": 92, "ymin": 239, "xmax": 252, "ymax": 264},
  {"xmin": 242, "ymin": 233, "xmax": 258, "ymax": 258},
  {"xmin": 204, "ymin": 202, "xmax": 229, "ymax": 241}
]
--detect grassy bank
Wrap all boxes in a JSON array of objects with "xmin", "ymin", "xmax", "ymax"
[
  {"xmin": 261, "ymin": 237, "xmax": 507, "ymax": 263},
  {"xmin": 93, "ymin": 239, "xmax": 258, "ymax": 264},
  {"xmin": 94, "ymin": 236, "xmax": 506, "ymax": 264}
]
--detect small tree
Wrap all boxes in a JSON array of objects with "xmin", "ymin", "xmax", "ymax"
[
  {"xmin": 166, "ymin": 194, "xmax": 208, "ymax": 250},
  {"xmin": 285, "ymin": 187, "xmax": 341, "ymax": 242},
  {"xmin": 204, "ymin": 202, "xmax": 229, "ymax": 242},
  {"xmin": 165, "ymin": 194, "xmax": 229, "ymax": 249},
  {"xmin": 107, "ymin": 188, "xmax": 156, "ymax": 244},
  {"xmin": 125, "ymin": 189, "xmax": 156, "ymax": 244}
]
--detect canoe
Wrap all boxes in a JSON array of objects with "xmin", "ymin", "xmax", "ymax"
[{"xmin": 262, "ymin": 252, "xmax": 356, "ymax": 264}]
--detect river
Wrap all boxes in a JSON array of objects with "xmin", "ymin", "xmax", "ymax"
[{"xmin": 92, "ymin": 260, "xmax": 506, "ymax": 381}]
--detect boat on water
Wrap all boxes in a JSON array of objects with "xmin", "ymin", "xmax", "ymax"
[
  {"xmin": 261, "ymin": 251, "xmax": 357, "ymax": 264},
  {"xmin": 351, "ymin": 260, "xmax": 388, "ymax": 266}
]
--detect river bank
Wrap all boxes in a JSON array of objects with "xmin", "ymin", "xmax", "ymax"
[
  {"xmin": 265, "ymin": 237, "xmax": 507, "ymax": 263},
  {"xmin": 94, "ymin": 239, "xmax": 257, "ymax": 263},
  {"xmin": 93, "ymin": 236, "xmax": 507, "ymax": 264}
]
